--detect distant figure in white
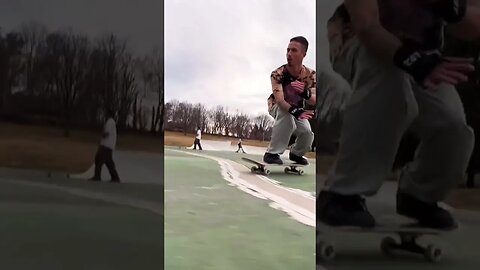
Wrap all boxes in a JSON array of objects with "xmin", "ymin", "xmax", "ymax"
[
  {"xmin": 89, "ymin": 108, "xmax": 120, "ymax": 182},
  {"xmin": 236, "ymin": 138, "xmax": 246, "ymax": 153},
  {"xmin": 193, "ymin": 127, "xmax": 203, "ymax": 150}
]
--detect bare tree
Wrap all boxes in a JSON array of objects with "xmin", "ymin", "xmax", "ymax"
[
  {"xmin": 0, "ymin": 31, "xmax": 24, "ymax": 112},
  {"xmin": 46, "ymin": 31, "xmax": 90, "ymax": 137},
  {"xmin": 254, "ymin": 113, "xmax": 274, "ymax": 141},
  {"xmin": 115, "ymin": 52, "xmax": 137, "ymax": 130},
  {"xmin": 177, "ymin": 102, "xmax": 194, "ymax": 135},
  {"xmin": 150, "ymin": 47, "xmax": 164, "ymax": 133},
  {"xmin": 213, "ymin": 105, "xmax": 225, "ymax": 134},
  {"xmin": 90, "ymin": 34, "xmax": 138, "ymax": 130},
  {"xmin": 233, "ymin": 113, "xmax": 250, "ymax": 138},
  {"xmin": 19, "ymin": 21, "xmax": 47, "ymax": 95}
]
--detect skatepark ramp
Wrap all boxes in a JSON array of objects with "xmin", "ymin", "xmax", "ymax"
[
  {"xmin": 188, "ymin": 139, "xmax": 290, "ymax": 157},
  {"xmin": 187, "ymin": 140, "xmax": 232, "ymax": 151}
]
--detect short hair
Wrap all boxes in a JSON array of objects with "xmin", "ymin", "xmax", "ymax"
[{"xmin": 290, "ymin": 36, "xmax": 309, "ymax": 52}]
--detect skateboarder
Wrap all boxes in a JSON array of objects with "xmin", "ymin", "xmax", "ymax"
[
  {"xmin": 193, "ymin": 127, "xmax": 202, "ymax": 150},
  {"xmin": 89, "ymin": 108, "xmax": 120, "ymax": 183},
  {"xmin": 236, "ymin": 138, "xmax": 246, "ymax": 153},
  {"xmin": 317, "ymin": 1, "xmax": 480, "ymax": 230},
  {"xmin": 263, "ymin": 36, "xmax": 316, "ymax": 165}
]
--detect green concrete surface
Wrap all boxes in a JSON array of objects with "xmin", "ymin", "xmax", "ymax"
[
  {"xmin": 0, "ymin": 179, "xmax": 163, "ymax": 270},
  {"xmin": 165, "ymin": 149, "xmax": 315, "ymax": 270},
  {"xmin": 171, "ymin": 147, "xmax": 315, "ymax": 193}
]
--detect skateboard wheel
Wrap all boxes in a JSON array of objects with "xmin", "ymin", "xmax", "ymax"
[
  {"xmin": 264, "ymin": 169, "xmax": 271, "ymax": 175},
  {"xmin": 381, "ymin": 237, "xmax": 397, "ymax": 256},
  {"xmin": 318, "ymin": 242, "xmax": 335, "ymax": 261},
  {"xmin": 284, "ymin": 167, "xmax": 290, "ymax": 174},
  {"xmin": 251, "ymin": 166, "xmax": 256, "ymax": 173},
  {"xmin": 425, "ymin": 245, "xmax": 442, "ymax": 262},
  {"xmin": 298, "ymin": 170, "xmax": 304, "ymax": 175}
]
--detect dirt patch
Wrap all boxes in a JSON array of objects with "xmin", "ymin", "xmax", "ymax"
[
  {"xmin": 446, "ymin": 188, "xmax": 480, "ymax": 211},
  {"xmin": 316, "ymin": 154, "xmax": 336, "ymax": 174},
  {"xmin": 165, "ymin": 131, "xmax": 270, "ymax": 148},
  {"xmin": 0, "ymin": 122, "xmax": 163, "ymax": 173},
  {"xmin": 165, "ymin": 131, "xmax": 315, "ymax": 158}
]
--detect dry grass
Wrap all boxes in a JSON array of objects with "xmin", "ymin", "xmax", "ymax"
[
  {"xmin": 446, "ymin": 189, "xmax": 480, "ymax": 211},
  {"xmin": 0, "ymin": 122, "xmax": 163, "ymax": 173},
  {"xmin": 164, "ymin": 131, "xmax": 315, "ymax": 158},
  {"xmin": 164, "ymin": 131, "xmax": 270, "ymax": 148}
]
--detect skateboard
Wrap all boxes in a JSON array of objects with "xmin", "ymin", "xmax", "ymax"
[
  {"xmin": 241, "ymin": 157, "xmax": 306, "ymax": 175},
  {"xmin": 316, "ymin": 216, "xmax": 454, "ymax": 263}
]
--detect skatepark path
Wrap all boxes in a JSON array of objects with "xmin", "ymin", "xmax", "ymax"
[
  {"xmin": 171, "ymin": 150, "xmax": 315, "ymax": 227},
  {"xmin": 72, "ymin": 150, "xmax": 163, "ymax": 185}
]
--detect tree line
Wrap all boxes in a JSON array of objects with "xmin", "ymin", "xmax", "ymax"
[
  {"xmin": 164, "ymin": 100, "xmax": 276, "ymax": 141},
  {"xmin": 0, "ymin": 22, "xmax": 163, "ymax": 136}
]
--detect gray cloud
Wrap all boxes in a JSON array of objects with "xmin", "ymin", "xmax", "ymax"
[{"xmin": 0, "ymin": 0, "xmax": 162, "ymax": 56}]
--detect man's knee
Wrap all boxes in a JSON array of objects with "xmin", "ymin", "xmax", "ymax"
[
  {"xmin": 435, "ymin": 110, "xmax": 473, "ymax": 140},
  {"xmin": 429, "ymin": 115, "xmax": 475, "ymax": 155},
  {"xmin": 297, "ymin": 125, "xmax": 313, "ymax": 137}
]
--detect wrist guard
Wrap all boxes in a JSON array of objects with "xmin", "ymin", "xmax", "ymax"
[
  {"xmin": 288, "ymin": 106, "xmax": 305, "ymax": 119},
  {"xmin": 393, "ymin": 45, "xmax": 442, "ymax": 86},
  {"xmin": 300, "ymin": 88, "xmax": 312, "ymax": 100}
]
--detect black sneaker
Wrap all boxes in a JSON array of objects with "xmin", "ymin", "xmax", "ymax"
[
  {"xmin": 263, "ymin": 153, "xmax": 283, "ymax": 164},
  {"xmin": 396, "ymin": 191, "xmax": 458, "ymax": 230},
  {"xmin": 289, "ymin": 152, "xmax": 308, "ymax": 165},
  {"xmin": 317, "ymin": 190, "xmax": 375, "ymax": 228}
]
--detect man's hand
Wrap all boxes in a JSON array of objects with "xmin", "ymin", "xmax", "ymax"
[
  {"xmin": 290, "ymin": 81, "xmax": 305, "ymax": 93},
  {"xmin": 290, "ymin": 80, "xmax": 312, "ymax": 100},
  {"xmin": 289, "ymin": 106, "xmax": 315, "ymax": 120},
  {"xmin": 393, "ymin": 46, "xmax": 474, "ymax": 88},
  {"xmin": 424, "ymin": 57, "xmax": 475, "ymax": 89}
]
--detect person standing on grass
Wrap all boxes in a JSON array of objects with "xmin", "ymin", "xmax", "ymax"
[
  {"xmin": 89, "ymin": 108, "xmax": 120, "ymax": 183},
  {"xmin": 193, "ymin": 127, "xmax": 203, "ymax": 150}
]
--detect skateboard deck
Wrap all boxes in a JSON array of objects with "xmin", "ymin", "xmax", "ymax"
[
  {"xmin": 241, "ymin": 157, "xmax": 306, "ymax": 175},
  {"xmin": 316, "ymin": 215, "xmax": 455, "ymax": 263}
]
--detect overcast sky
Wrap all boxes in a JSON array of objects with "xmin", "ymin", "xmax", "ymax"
[
  {"xmin": 0, "ymin": 0, "xmax": 345, "ymax": 117},
  {"xmin": 0, "ymin": 0, "xmax": 162, "ymax": 56},
  {"xmin": 165, "ymin": 0, "xmax": 318, "ymax": 116}
]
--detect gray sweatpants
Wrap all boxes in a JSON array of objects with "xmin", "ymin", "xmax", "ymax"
[
  {"xmin": 267, "ymin": 107, "xmax": 314, "ymax": 157},
  {"xmin": 323, "ymin": 37, "xmax": 474, "ymax": 203}
]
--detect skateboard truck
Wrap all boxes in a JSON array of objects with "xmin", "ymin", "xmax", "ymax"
[
  {"xmin": 316, "ymin": 221, "xmax": 447, "ymax": 263},
  {"xmin": 381, "ymin": 234, "xmax": 442, "ymax": 262},
  {"xmin": 243, "ymin": 157, "xmax": 305, "ymax": 176},
  {"xmin": 284, "ymin": 166, "xmax": 304, "ymax": 175},
  {"xmin": 318, "ymin": 234, "xmax": 442, "ymax": 263},
  {"xmin": 250, "ymin": 166, "xmax": 271, "ymax": 175}
]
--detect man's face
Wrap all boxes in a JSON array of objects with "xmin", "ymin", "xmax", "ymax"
[{"xmin": 286, "ymin": 41, "xmax": 306, "ymax": 66}]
